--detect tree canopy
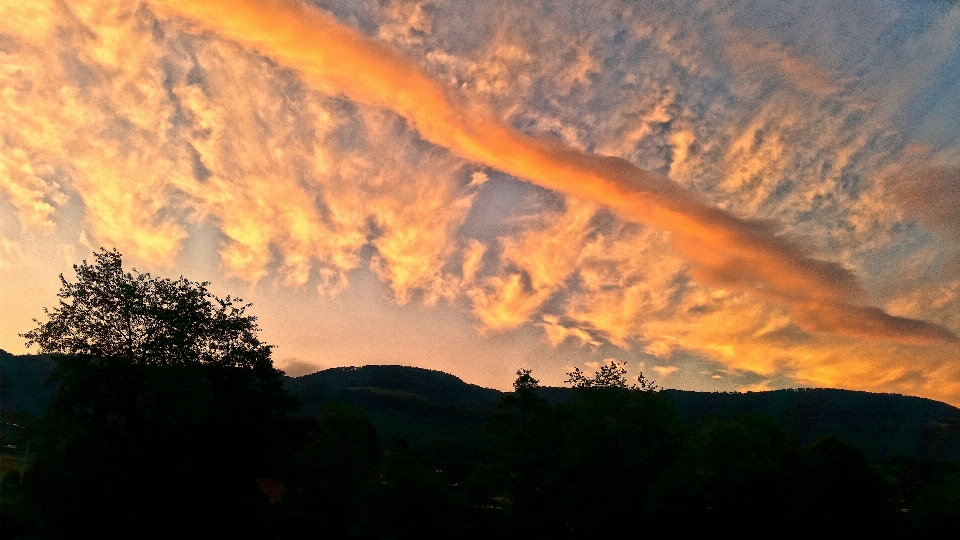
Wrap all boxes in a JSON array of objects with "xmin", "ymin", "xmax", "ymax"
[
  {"xmin": 13, "ymin": 249, "xmax": 295, "ymax": 537},
  {"xmin": 564, "ymin": 360, "xmax": 658, "ymax": 391},
  {"xmin": 22, "ymin": 248, "xmax": 271, "ymax": 368}
]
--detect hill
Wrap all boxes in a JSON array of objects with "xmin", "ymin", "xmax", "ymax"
[
  {"xmin": 3, "ymin": 350, "xmax": 960, "ymax": 460},
  {"xmin": 284, "ymin": 364, "xmax": 501, "ymax": 444},
  {"xmin": 0, "ymin": 350, "xmax": 56, "ymax": 418},
  {"xmin": 663, "ymin": 388, "xmax": 960, "ymax": 461}
]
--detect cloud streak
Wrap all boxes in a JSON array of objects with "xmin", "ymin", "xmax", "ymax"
[{"xmin": 151, "ymin": 0, "xmax": 956, "ymax": 344}]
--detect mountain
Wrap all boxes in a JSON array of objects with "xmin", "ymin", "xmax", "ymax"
[
  {"xmin": 285, "ymin": 364, "xmax": 502, "ymax": 445},
  {"xmin": 0, "ymin": 350, "xmax": 56, "ymax": 418},
  {"xmin": 3, "ymin": 350, "xmax": 960, "ymax": 460}
]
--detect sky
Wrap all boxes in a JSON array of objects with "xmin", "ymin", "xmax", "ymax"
[{"xmin": 1, "ymin": 0, "xmax": 959, "ymax": 403}]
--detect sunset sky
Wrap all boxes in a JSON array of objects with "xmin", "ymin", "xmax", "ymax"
[{"xmin": 2, "ymin": 0, "xmax": 959, "ymax": 403}]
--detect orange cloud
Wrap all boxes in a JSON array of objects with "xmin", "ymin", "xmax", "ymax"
[
  {"xmin": 0, "ymin": 2, "xmax": 186, "ymax": 261},
  {"xmin": 174, "ymin": 64, "xmax": 476, "ymax": 294},
  {"xmin": 1, "ymin": 1, "xmax": 189, "ymax": 262},
  {"xmin": 150, "ymin": 0, "xmax": 955, "ymax": 345},
  {"xmin": 469, "ymin": 199, "xmax": 596, "ymax": 329},
  {"xmin": 2, "ymin": 0, "xmax": 482, "ymax": 302}
]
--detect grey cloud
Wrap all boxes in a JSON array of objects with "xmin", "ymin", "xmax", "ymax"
[
  {"xmin": 890, "ymin": 167, "xmax": 960, "ymax": 243},
  {"xmin": 888, "ymin": 167, "xmax": 960, "ymax": 279}
]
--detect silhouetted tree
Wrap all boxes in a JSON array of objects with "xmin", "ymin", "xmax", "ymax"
[
  {"xmin": 487, "ymin": 369, "xmax": 562, "ymax": 536},
  {"xmin": 22, "ymin": 248, "xmax": 273, "ymax": 368},
  {"xmin": 489, "ymin": 366, "xmax": 681, "ymax": 538},
  {"xmin": 18, "ymin": 249, "xmax": 296, "ymax": 538},
  {"xmin": 883, "ymin": 456, "xmax": 960, "ymax": 533},
  {"xmin": 799, "ymin": 434, "xmax": 895, "ymax": 532},
  {"xmin": 565, "ymin": 360, "xmax": 658, "ymax": 391},
  {"xmin": 560, "ymin": 366, "xmax": 679, "ymax": 537},
  {"xmin": 496, "ymin": 368, "xmax": 546, "ymax": 440}
]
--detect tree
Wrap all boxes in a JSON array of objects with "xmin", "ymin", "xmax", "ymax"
[
  {"xmin": 488, "ymin": 369, "xmax": 566, "ymax": 537},
  {"xmin": 489, "ymin": 366, "xmax": 681, "ymax": 537},
  {"xmin": 512, "ymin": 368, "xmax": 540, "ymax": 393},
  {"xmin": 498, "ymin": 368, "xmax": 542, "ymax": 433},
  {"xmin": 649, "ymin": 417, "xmax": 896, "ymax": 533},
  {"xmin": 557, "ymin": 363, "xmax": 678, "ymax": 536},
  {"xmin": 22, "ymin": 248, "xmax": 272, "ymax": 368},
  {"xmin": 18, "ymin": 249, "xmax": 296, "ymax": 537},
  {"xmin": 565, "ymin": 360, "xmax": 658, "ymax": 391}
]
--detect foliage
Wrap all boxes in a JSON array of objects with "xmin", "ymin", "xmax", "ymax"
[
  {"xmin": 565, "ymin": 360, "xmax": 658, "ymax": 391},
  {"xmin": 512, "ymin": 368, "xmax": 539, "ymax": 393},
  {"xmin": 354, "ymin": 441, "xmax": 477, "ymax": 539},
  {"xmin": 880, "ymin": 456, "xmax": 960, "ymax": 533},
  {"xmin": 649, "ymin": 415, "xmax": 896, "ymax": 533},
  {"xmin": 485, "ymin": 366, "xmax": 909, "ymax": 536},
  {"xmin": 487, "ymin": 365, "xmax": 682, "ymax": 536},
  {"xmin": 23, "ymin": 358, "xmax": 292, "ymax": 537},
  {"xmin": 11, "ymin": 249, "xmax": 296, "ymax": 538},
  {"xmin": 22, "ymin": 248, "xmax": 272, "ymax": 368}
]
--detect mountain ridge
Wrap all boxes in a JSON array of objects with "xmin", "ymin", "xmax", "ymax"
[{"xmin": 3, "ymin": 350, "xmax": 959, "ymax": 460}]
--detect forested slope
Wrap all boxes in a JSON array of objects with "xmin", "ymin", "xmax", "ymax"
[{"xmin": 4, "ymin": 351, "xmax": 960, "ymax": 460}]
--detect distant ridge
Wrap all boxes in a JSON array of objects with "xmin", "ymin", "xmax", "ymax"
[
  {"xmin": 3, "ymin": 351, "xmax": 960, "ymax": 460},
  {"xmin": 284, "ymin": 365, "xmax": 501, "ymax": 444},
  {"xmin": 0, "ymin": 349, "xmax": 56, "ymax": 417},
  {"xmin": 285, "ymin": 364, "xmax": 960, "ymax": 460},
  {"xmin": 663, "ymin": 388, "xmax": 960, "ymax": 461}
]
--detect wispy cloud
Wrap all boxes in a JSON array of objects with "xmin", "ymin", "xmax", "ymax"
[{"xmin": 151, "ymin": 0, "xmax": 954, "ymax": 345}]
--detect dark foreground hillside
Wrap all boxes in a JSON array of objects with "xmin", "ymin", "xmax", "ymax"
[
  {"xmin": 4, "ymin": 351, "xmax": 960, "ymax": 537},
  {"xmin": 4, "ymin": 351, "xmax": 960, "ymax": 460}
]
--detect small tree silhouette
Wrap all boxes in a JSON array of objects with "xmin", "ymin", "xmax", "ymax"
[
  {"xmin": 513, "ymin": 368, "xmax": 540, "ymax": 393},
  {"xmin": 565, "ymin": 361, "xmax": 658, "ymax": 391}
]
